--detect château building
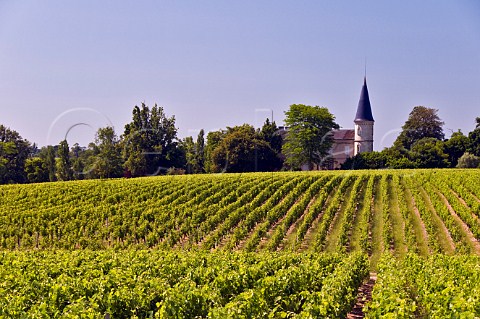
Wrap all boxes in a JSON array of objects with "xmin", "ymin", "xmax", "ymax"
[{"xmin": 329, "ymin": 77, "xmax": 375, "ymax": 169}]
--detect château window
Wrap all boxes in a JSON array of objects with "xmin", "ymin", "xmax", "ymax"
[
  {"xmin": 344, "ymin": 146, "xmax": 351, "ymax": 156},
  {"xmin": 357, "ymin": 144, "xmax": 360, "ymax": 153},
  {"xmin": 357, "ymin": 126, "xmax": 362, "ymax": 136}
]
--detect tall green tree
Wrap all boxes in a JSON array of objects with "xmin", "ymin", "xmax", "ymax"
[
  {"xmin": 180, "ymin": 131, "xmax": 206, "ymax": 174},
  {"xmin": 204, "ymin": 130, "xmax": 226, "ymax": 173},
  {"xmin": 70, "ymin": 143, "xmax": 86, "ymax": 180},
  {"xmin": 44, "ymin": 145, "xmax": 57, "ymax": 182},
  {"xmin": 182, "ymin": 136, "xmax": 196, "ymax": 174},
  {"xmin": 282, "ymin": 104, "xmax": 339, "ymax": 170},
  {"xmin": 468, "ymin": 117, "xmax": 480, "ymax": 156},
  {"xmin": 194, "ymin": 129, "xmax": 205, "ymax": 173},
  {"xmin": 0, "ymin": 124, "xmax": 31, "ymax": 184},
  {"xmin": 260, "ymin": 118, "xmax": 283, "ymax": 155},
  {"xmin": 123, "ymin": 103, "xmax": 179, "ymax": 176},
  {"xmin": 56, "ymin": 140, "xmax": 73, "ymax": 181},
  {"xmin": 393, "ymin": 106, "xmax": 445, "ymax": 151},
  {"xmin": 0, "ymin": 141, "xmax": 16, "ymax": 183},
  {"xmin": 93, "ymin": 126, "xmax": 123, "ymax": 178}
]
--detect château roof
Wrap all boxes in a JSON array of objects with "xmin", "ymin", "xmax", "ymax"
[
  {"xmin": 354, "ymin": 77, "xmax": 374, "ymax": 122},
  {"xmin": 332, "ymin": 129, "xmax": 354, "ymax": 141}
]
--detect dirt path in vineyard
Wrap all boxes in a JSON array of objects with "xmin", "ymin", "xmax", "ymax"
[{"xmin": 346, "ymin": 273, "xmax": 377, "ymax": 319}]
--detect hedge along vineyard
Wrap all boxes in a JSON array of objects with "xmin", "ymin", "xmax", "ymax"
[{"xmin": 0, "ymin": 169, "xmax": 479, "ymax": 318}]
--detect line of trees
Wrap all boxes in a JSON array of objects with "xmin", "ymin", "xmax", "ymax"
[
  {"xmin": 0, "ymin": 103, "xmax": 296, "ymax": 183},
  {"xmin": 1, "ymin": 103, "xmax": 480, "ymax": 184}
]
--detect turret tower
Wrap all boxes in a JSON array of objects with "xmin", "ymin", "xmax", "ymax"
[{"xmin": 354, "ymin": 77, "xmax": 374, "ymax": 155}]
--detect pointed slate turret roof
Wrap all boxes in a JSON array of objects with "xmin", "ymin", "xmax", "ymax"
[{"xmin": 354, "ymin": 77, "xmax": 374, "ymax": 122}]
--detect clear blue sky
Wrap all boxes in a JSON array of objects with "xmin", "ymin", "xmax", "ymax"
[{"xmin": 1, "ymin": 1, "xmax": 479, "ymax": 149}]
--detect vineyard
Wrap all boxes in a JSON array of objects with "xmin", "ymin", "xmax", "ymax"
[
  {"xmin": 1, "ymin": 169, "xmax": 480, "ymax": 317},
  {"xmin": 0, "ymin": 250, "xmax": 368, "ymax": 318}
]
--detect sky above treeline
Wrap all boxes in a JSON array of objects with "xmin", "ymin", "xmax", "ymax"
[{"xmin": 1, "ymin": 1, "xmax": 479, "ymax": 149}]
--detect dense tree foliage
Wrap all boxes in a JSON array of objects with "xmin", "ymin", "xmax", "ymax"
[
  {"xmin": 393, "ymin": 106, "xmax": 444, "ymax": 151},
  {"xmin": 341, "ymin": 151, "xmax": 388, "ymax": 170},
  {"xmin": 93, "ymin": 126, "xmax": 123, "ymax": 178},
  {"xmin": 182, "ymin": 136, "xmax": 196, "ymax": 174},
  {"xmin": 204, "ymin": 130, "xmax": 226, "ymax": 173},
  {"xmin": 70, "ymin": 143, "xmax": 88, "ymax": 180},
  {"xmin": 283, "ymin": 104, "xmax": 339, "ymax": 170},
  {"xmin": 56, "ymin": 140, "xmax": 73, "ymax": 181},
  {"xmin": 44, "ymin": 145, "xmax": 57, "ymax": 182},
  {"xmin": 444, "ymin": 130, "xmax": 470, "ymax": 167},
  {"xmin": 179, "ymin": 129, "xmax": 206, "ymax": 174},
  {"xmin": 409, "ymin": 137, "xmax": 449, "ymax": 168},
  {"xmin": 122, "ymin": 103, "xmax": 180, "ymax": 176},
  {"xmin": 468, "ymin": 117, "xmax": 480, "ymax": 156},
  {"xmin": 24, "ymin": 157, "xmax": 49, "ymax": 183},
  {"xmin": 210, "ymin": 124, "xmax": 282, "ymax": 173},
  {"xmin": 456, "ymin": 152, "xmax": 480, "ymax": 168},
  {"xmin": 0, "ymin": 125, "xmax": 31, "ymax": 183},
  {"xmin": 260, "ymin": 118, "xmax": 283, "ymax": 155}
]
